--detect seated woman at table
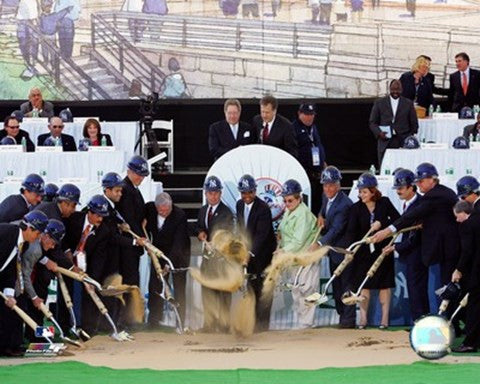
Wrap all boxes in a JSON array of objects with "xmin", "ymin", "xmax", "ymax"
[
  {"xmin": 462, "ymin": 113, "xmax": 480, "ymax": 140},
  {"xmin": 82, "ymin": 119, "xmax": 113, "ymax": 146},
  {"xmin": 344, "ymin": 172, "xmax": 400, "ymax": 329},
  {"xmin": 276, "ymin": 179, "xmax": 318, "ymax": 329},
  {"xmin": 400, "ymin": 56, "xmax": 434, "ymax": 115},
  {"xmin": 0, "ymin": 116, "xmax": 35, "ymax": 152},
  {"xmin": 20, "ymin": 87, "xmax": 54, "ymax": 118}
]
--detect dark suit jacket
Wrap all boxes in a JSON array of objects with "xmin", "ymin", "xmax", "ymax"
[
  {"xmin": 292, "ymin": 119, "xmax": 326, "ymax": 174},
  {"xmin": 400, "ymin": 71, "xmax": 434, "ymax": 111},
  {"xmin": 0, "ymin": 224, "xmax": 21, "ymax": 293},
  {"xmin": 115, "ymin": 177, "xmax": 146, "ymax": 257},
  {"xmin": 425, "ymin": 72, "xmax": 449, "ymax": 96},
  {"xmin": 63, "ymin": 211, "xmax": 111, "ymax": 283},
  {"xmin": 394, "ymin": 194, "xmax": 422, "ymax": 258},
  {"xmin": 319, "ymin": 191, "xmax": 352, "ymax": 255},
  {"xmin": 236, "ymin": 196, "xmax": 276, "ymax": 275},
  {"xmin": 145, "ymin": 203, "xmax": 191, "ymax": 268},
  {"xmin": 456, "ymin": 211, "xmax": 480, "ymax": 289},
  {"xmin": 208, "ymin": 120, "xmax": 256, "ymax": 160},
  {"xmin": 448, "ymin": 68, "xmax": 480, "ymax": 112},
  {"xmin": 392, "ymin": 183, "xmax": 459, "ymax": 267},
  {"xmin": 195, "ymin": 201, "xmax": 234, "ymax": 241},
  {"xmin": 20, "ymin": 101, "xmax": 54, "ymax": 118},
  {"xmin": 0, "ymin": 194, "xmax": 29, "ymax": 224},
  {"xmin": 462, "ymin": 122, "xmax": 480, "ymax": 139},
  {"xmin": 252, "ymin": 114, "xmax": 298, "ymax": 158},
  {"xmin": 37, "ymin": 133, "xmax": 77, "ymax": 151},
  {"xmin": 0, "ymin": 129, "xmax": 35, "ymax": 152}
]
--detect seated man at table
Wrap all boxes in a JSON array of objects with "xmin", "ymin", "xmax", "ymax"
[
  {"xmin": 20, "ymin": 87, "xmax": 54, "ymax": 118},
  {"xmin": 37, "ymin": 116, "xmax": 77, "ymax": 151},
  {"xmin": 462, "ymin": 113, "xmax": 480, "ymax": 140},
  {"xmin": 0, "ymin": 116, "xmax": 35, "ymax": 152}
]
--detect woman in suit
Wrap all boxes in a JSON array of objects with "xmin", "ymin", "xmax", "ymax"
[
  {"xmin": 400, "ymin": 56, "xmax": 434, "ymax": 113},
  {"xmin": 82, "ymin": 119, "xmax": 113, "ymax": 146},
  {"xmin": 345, "ymin": 173, "xmax": 400, "ymax": 329}
]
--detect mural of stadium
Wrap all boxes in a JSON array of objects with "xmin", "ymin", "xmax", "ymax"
[{"xmin": 0, "ymin": 0, "xmax": 479, "ymax": 100}]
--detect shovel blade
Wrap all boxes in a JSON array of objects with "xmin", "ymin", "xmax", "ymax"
[{"xmin": 341, "ymin": 291, "xmax": 365, "ymax": 305}]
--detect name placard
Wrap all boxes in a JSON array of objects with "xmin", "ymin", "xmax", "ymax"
[
  {"xmin": 0, "ymin": 145, "xmax": 23, "ymax": 152},
  {"xmin": 23, "ymin": 117, "xmax": 49, "ymax": 124},
  {"xmin": 73, "ymin": 117, "xmax": 100, "ymax": 124},
  {"xmin": 431, "ymin": 113, "xmax": 458, "ymax": 120},
  {"xmin": 3, "ymin": 177, "xmax": 23, "ymax": 183},
  {"xmin": 420, "ymin": 143, "xmax": 448, "ymax": 150},
  {"xmin": 36, "ymin": 146, "xmax": 63, "ymax": 153},
  {"xmin": 469, "ymin": 142, "xmax": 480, "ymax": 150},
  {"xmin": 58, "ymin": 177, "xmax": 87, "ymax": 184},
  {"xmin": 376, "ymin": 175, "xmax": 394, "ymax": 183},
  {"xmin": 88, "ymin": 146, "xmax": 116, "ymax": 152}
]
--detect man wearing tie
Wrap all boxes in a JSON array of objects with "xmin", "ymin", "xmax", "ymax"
[
  {"xmin": 0, "ymin": 211, "xmax": 48, "ymax": 357},
  {"xmin": 252, "ymin": 95, "xmax": 298, "ymax": 158},
  {"xmin": 448, "ymin": 52, "xmax": 480, "ymax": 113},
  {"xmin": 195, "ymin": 176, "xmax": 234, "ymax": 332},
  {"xmin": 309, "ymin": 166, "xmax": 354, "ymax": 327},
  {"xmin": 208, "ymin": 99, "xmax": 256, "ymax": 160},
  {"xmin": 382, "ymin": 169, "xmax": 427, "ymax": 322},
  {"xmin": 235, "ymin": 174, "xmax": 276, "ymax": 331}
]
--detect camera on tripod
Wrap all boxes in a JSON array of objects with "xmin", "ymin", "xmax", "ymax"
[{"xmin": 139, "ymin": 92, "xmax": 160, "ymax": 118}]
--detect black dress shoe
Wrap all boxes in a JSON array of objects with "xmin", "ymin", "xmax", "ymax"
[
  {"xmin": 452, "ymin": 344, "xmax": 477, "ymax": 353},
  {"xmin": 3, "ymin": 348, "xmax": 25, "ymax": 357},
  {"xmin": 338, "ymin": 323, "xmax": 356, "ymax": 329}
]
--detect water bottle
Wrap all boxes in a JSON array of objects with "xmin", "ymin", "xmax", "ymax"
[
  {"xmin": 466, "ymin": 168, "xmax": 473, "ymax": 175},
  {"xmin": 476, "ymin": 133, "xmax": 480, "ymax": 142},
  {"xmin": 55, "ymin": 137, "xmax": 61, "ymax": 147},
  {"xmin": 369, "ymin": 164, "xmax": 376, "ymax": 175},
  {"xmin": 436, "ymin": 105, "xmax": 442, "ymax": 113},
  {"xmin": 474, "ymin": 104, "xmax": 480, "ymax": 115},
  {"xmin": 469, "ymin": 134, "xmax": 474, "ymax": 142},
  {"xmin": 21, "ymin": 136, "xmax": 27, "ymax": 152},
  {"xmin": 101, "ymin": 135, "xmax": 107, "ymax": 146},
  {"xmin": 32, "ymin": 108, "xmax": 39, "ymax": 118},
  {"xmin": 428, "ymin": 105, "xmax": 434, "ymax": 117},
  {"xmin": 384, "ymin": 167, "xmax": 391, "ymax": 175}
]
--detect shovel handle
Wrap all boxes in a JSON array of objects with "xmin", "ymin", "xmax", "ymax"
[
  {"xmin": 333, "ymin": 227, "xmax": 376, "ymax": 276},
  {"xmin": 85, "ymin": 286, "xmax": 108, "ymax": 315},
  {"xmin": 0, "ymin": 291, "xmax": 38, "ymax": 331},
  {"xmin": 57, "ymin": 273, "xmax": 74, "ymax": 309},
  {"xmin": 39, "ymin": 302, "xmax": 54, "ymax": 319}
]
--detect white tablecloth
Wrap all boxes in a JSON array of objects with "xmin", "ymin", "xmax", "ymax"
[
  {"xmin": 1, "ymin": 151, "xmax": 127, "ymax": 183},
  {"xmin": 20, "ymin": 121, "xmax": 140, "ymax": 157},
  {"xmin": 381, "ymin": 148, "xmax": 479, "ymax": 179},
  {"xmin": 418, "ymin": 118, "xmax": 475, "ymax": 145}
]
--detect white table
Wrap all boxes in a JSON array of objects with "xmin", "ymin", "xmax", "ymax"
[
  {"xmin": 381, "ymin": 148, "xmax": 479, "ymax": 179},
  {"xmin": 1, "ymin": 151, "xmax": 127, "ymax": 183},
  {"xmin": 20, "ymin": 121, "xmax": 140, "ymax": 157},
  {"xmin": 418, "ymin": 118, "xmax": 475, "ymax": 145}
]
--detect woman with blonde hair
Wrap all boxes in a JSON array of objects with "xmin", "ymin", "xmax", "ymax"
[{"xmin": 400, "ymin": 56, "xmax": 434, "ymax": 114}]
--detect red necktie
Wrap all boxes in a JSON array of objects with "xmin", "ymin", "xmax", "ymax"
[
  {"xmin": 462, "ymin": 72, "xmax": 468, "ymax": 96},
  {"xmin": 207, "ymin": 206, "xmax": 213, "ymax": 228},
  {"xmin": 262, "ymin": 123, "xmax": 269, "ymax": 143},
  {"xmin": 77, "ymin": 225, "xmax": 92, "ymax": 253}
]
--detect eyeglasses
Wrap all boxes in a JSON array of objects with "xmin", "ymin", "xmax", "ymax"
[
  {"xmin": 7, "ymin": 125, "xmax": 20, "ymax": 129},
  {"xmin": 284, "ymin": 198, "xmax": 297, "ymax": 203},
  {"xmin": 51, "ymin": 125, "xmax": 64, "ymax": 129}
]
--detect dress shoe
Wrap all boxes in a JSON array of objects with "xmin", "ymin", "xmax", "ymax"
[
  {"xmin": 452, "ymin": 344, "xmax": 477, "ymax": 353},
  {"xmin": 339, "ymin": 323, "xmax": 356, "ymax": 329},
  {"xmin": 379, "ymin": 324, "xmax": 388, "ymax": 330},
  {"xmin": 3, "ymin": 348, "xmax": 25, "ymax": 357}
]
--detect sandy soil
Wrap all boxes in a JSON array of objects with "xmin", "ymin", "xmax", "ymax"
[{"xmin": 1, "ymin": 328, "xmax": 477, "ymax": 369}]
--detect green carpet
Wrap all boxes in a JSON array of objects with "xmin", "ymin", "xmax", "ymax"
[{"xmin": 0, "ymin": 361, "xmax": 479, "ymax": 384}]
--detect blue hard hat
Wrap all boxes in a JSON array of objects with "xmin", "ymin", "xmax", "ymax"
[
  {"xmin": 237, "ymin": 174, "xmax": 257, "ymax": 192},
  {"xmin": 87, "ymin": 194, "xmax": 110, "ymax": 217},
  {"xmin": 58, "ymin": 183, "xmax": 81, "ymax": 204},
  {"xmin": 59, "ymin": 108, "xmax": 73, "ymax": 123},
  {"xmin": 459, "ymin": 107, "xmax": 474, "ymax": 120},
  {"xmin": 204, "ymin": 176, "xmax": 223, "ymax": 192},
  {"xmin": 43, "ymin": 136, "xmax": 58, "ymax": 146},
  {"xmin": 127, "ymin": 155, "xmax": 150, "ymax": 176},
  {"xmin": 0, "ymin": 136, "xmax": 16, "ymax": 145},
  {"xmin": 44, "ymin": 183, "xmax": 59, "ymax": 200},
  {"xmin": 102, "ymin": 172, "xmax": 124, "ymax": 189},
  {"xmin": 22, "ymin": 174, "xmax": 45, "ymax": 195},
  {"xmin": 10, "ymin": 110, "xmax": 24, "ymax": 123},
  {"xmin": 452, "ymin": 136, "xmax": 469, "ymax": 149},
  {"xmin": 357, "ymin": 172, "xmax": 378, "ymax": 189},
  {"xmin": 281, "ymin": 179, "xmax": 302, "ymax": 196},
  {"xmin": 321, "ymin": 166, "xmax": 342, "ymax": 184},
  {"xmin": 456, "ymin": 175, "xmax": 480, "ymax": 198},
  {"xmin": 403, "ymin": 135, "xmax": 420, "ymax": 149},
  {"xmin": 392, "ymin": 168, "xmax": 415, "ymax": 189},
  {"xmin": 414, "ymin": 162, "xmax": 438, "ymax": 181},
  {"xmin": 44, "ymin": 219, "xmax": 65, "ymax": 244},
  {"xmin": 22, "ymin": 211, "xmax": 48, "ymax": 232}
]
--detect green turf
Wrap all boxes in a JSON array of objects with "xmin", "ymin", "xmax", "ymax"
[{"xmin": 0, "ymin": 361, "xmax": 479, "ymax": 384}]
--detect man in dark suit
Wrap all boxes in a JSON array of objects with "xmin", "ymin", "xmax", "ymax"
[
  {"xmin": 0, "ymin": 211, "xmax": 48, "ymax": 357},
  {"xmin": 383, "ymin": 169, "xmax": 428, "ymax": 322},
  {"xmin": 208, "ymin": 98, "xmax": 256, "ymax": 160},
  {"xmin": 20, "ymin": 87, "xmax": 54, "ymax": 118},
  {"xmin": 145, "ymin": 192, "xmax": 190, "ymax": 327},
  {"xmin": 116, "ymin": 156, "xmax": 149, "ymax": 287},
  {"xmin": 0, "ymin": 174, "xmax": 45, "ymax": 224},
  {"xmin": 371, "ymin": 163, "xmax": 459, "ymax": 289},
  {"xmin": 309, "ymin": 166, "xmax": 354, "ymax": 327},
  {"xmin": 37, "ymin": 116, "xmax": 77, "ymax": 151},
  {"xmin": 369, "ymin": 79, "xmax": 419, "ymax": 166},
  {"xmin": 195, "ymin": 176, "xmax": 234, "ymax": 332},
  {"xmin": 0, "ymin": 116, "xmax": 35, "ymax": 152},
  {"xmin": 448, "ymin": 52, "xmax": 480, "ymax": 112},
  {"xmin": 462, "ymin": 114, "xmax": 480, "ymax": 140},
  {"xmin": 236, "ymin": 174, "xmax": 276, "ymax": 331},
  {"xmin": 63, "ymin": 195, "xmax": 112, "ymax": 335},
  {"xmin": 252, "ymin": 95, "xmax": 298, "ymax": 158}
]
